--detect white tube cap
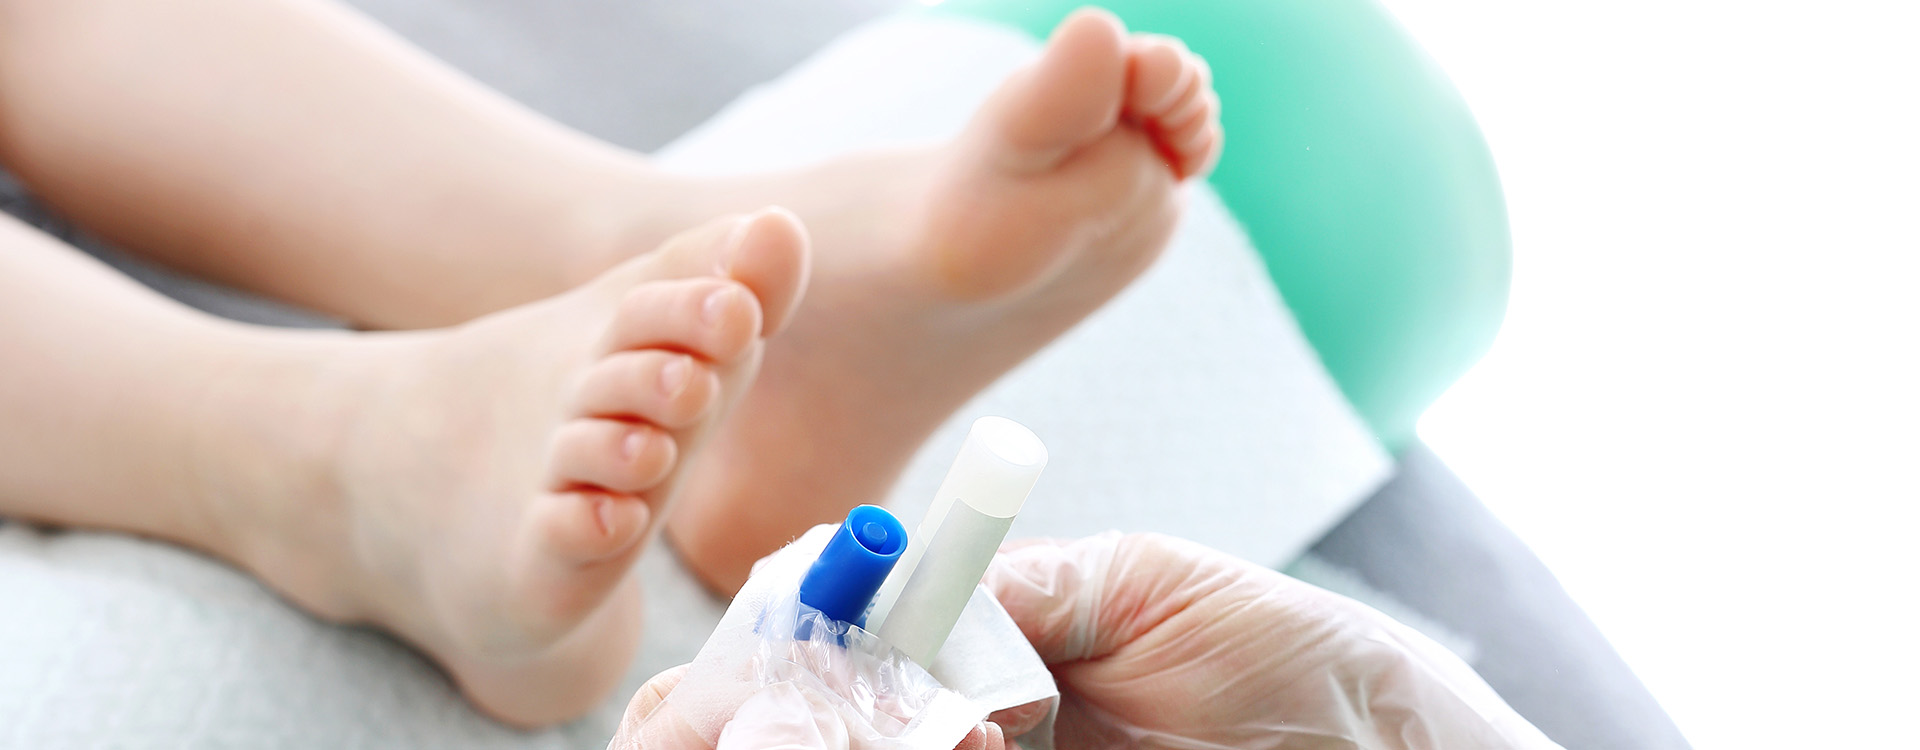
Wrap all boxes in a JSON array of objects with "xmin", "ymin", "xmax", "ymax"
[{"xmin": 942, "ymin": 416, "xmax": 1048, "ymax": 518}]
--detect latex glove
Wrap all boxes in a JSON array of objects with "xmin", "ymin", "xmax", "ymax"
[
  {"xmin": 983, "ymin": 533, "xmax": 1564, "ymax": 750},
  {"xmin": 607, "ymin": 666, "xmax": 1011, "ymax": 750}
]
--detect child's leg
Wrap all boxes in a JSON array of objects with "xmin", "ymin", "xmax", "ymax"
[
  {"xmin": 0, "ymin": 209, "xmax": 808, "ymax": 726},
  {"xmin": 0, "ymin": 1, "xmax": 1222, "ymax": 592},
  {"xmin": 0, "ymin": 0, "xmax": 687, "ymax": 324}
]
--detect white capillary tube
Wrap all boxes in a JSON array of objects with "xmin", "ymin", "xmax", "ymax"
[{"xmin": 868, "ymin": 416, "xmax": 1047, "ymax": 666}]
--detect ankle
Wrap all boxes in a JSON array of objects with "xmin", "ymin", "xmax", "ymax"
[{"xmin": 178, "ymin": 329, "xmax": 375, "ymax": 570}]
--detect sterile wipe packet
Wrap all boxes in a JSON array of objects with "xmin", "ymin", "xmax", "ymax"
[{"xmin": 652, "ymin": 525, "xmax": 1058, "ymax": 750}]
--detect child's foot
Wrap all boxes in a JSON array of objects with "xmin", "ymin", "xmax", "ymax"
[
  {"xmin": 208, "ymin": 211, "xmax": 807, "ymax": 726},
  {"xmin": 661, "ymin": 9, "xmax": 1224, "ymax": 590}
]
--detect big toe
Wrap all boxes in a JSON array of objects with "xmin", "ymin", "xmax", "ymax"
[
  {"xmin": 972, "ymin": 7, "xmax": 1129, "ymax": 172},
  {"xmin": 725, "ymin": 208, "xmax": 811, "ymax": 336},
  {"xmin": 600, "ymin": 208, "xmax": 811, "ymax": 336}
]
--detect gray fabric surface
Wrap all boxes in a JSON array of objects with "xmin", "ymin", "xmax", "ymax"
[
  {"xmin": 1309, "ymin": 442, "xmax": 1693, "ymax": 750},
  {"xmin": 345, "ymin": 0, "xmax": 908, "ymax": 154}
]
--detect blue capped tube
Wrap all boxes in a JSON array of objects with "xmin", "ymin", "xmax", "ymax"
[{"xmin": 797, "ymin": 504, "xmax": 907, "ymax": 627}]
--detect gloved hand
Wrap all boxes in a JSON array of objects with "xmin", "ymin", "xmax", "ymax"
[
  {"xmin": 610, "ymin": 531, "xmax": 1559, "ymax": 749},
  {"xmin": 983, "ymin": 533, "xmax": 1564, "ymax": 750}
]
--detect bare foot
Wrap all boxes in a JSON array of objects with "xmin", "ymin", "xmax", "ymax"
[
  {"xmin": 207, "ymin": 210, "xmax": 808, "ymax": 726},
  {"xmin": 661, "ymin": 9, "xmax": 1224, "ymax": 591}
]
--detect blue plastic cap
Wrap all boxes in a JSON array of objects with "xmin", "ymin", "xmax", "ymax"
[{"xmin": 798, "ymin": 505, "xmax": 908, "ymax": 626}]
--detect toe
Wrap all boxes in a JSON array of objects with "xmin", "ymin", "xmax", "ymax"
[
  {"xmin": 1161, "ymin": 91, "xmax": 1220, "ymax": 158},
  {"xmin": 595, "ymin": 209, "xmax": 811, "ymax": 339},
  {"xmin": 1125, "ymin": 36, "xmax": 1194, "ymax": 121},
  {"xmin": 547, "ymin": 418, "xmax": 678, "ymax": 493},
  {"xmin": 1179, "ymin": 122, "xmax": 1224, "ymax": 180},
  {"xmin": 598, "ymin": 278, "xmax": 763, "ymax": 362},
  {"xmin": 971, "ymin": 7, "xmax": 1128, "ymax": 172},
  {"xmin": 597, "ymin": 212, "xmax": 747, "ymax": 287},
  {"xmin": 1158, "ymin": 80, "xmax": 1215, "ymax": 137},
  {"xmin": 533, "ymin": 489, "xmax": 653, "ymax": 564},
  {"xmin": 721, "ymin": 208, "xmax": 810, "ymax": 337},
  {"xmin": 570, "ymin": 350, "xmax": 718, "ymax": 428},
  {"xmin": 1130, "ymin": 44, "xmax": 1222, "ymax": 180}
]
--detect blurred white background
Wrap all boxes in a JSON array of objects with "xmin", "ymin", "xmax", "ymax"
[{"xmin": 1386, "ymin": 1, "xmax": 1920, "ymax": 747}]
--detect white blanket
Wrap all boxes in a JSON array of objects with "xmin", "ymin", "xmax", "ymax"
[{"xmin": 0, "ymin": 15, "xmax": 1388, "ymax": 748}]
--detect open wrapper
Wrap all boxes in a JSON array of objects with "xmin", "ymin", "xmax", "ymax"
[{"xmin": 629, "ymin": 524, "xmax": 1058, "ymax": 749}]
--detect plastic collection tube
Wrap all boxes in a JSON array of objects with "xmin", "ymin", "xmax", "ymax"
[
  {"xmin": 868, "ymin": 416, "xmax": 1048, "ymax": 666},
  {"xmin": 797, "ymin": 504, "xmax": 908, "ymax": 626}
]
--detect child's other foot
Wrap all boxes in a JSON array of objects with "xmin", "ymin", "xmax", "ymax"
[
  {"xmin": 214, "ymin": 211, "xmax": 807, "ymax": 726},
  {"xmin": 665, "ymin": 9, "xmax": 1223, "ymax": 591}
]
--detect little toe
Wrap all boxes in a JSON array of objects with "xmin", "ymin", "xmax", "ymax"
[
  {"xmin": 547, "ymin": 418, "xmax": 677, "ymax": 494},
  {"xmin": 533, "ymin": 489, "xmax": 652, "ymax": 564},
  {"xmin": 570, "ymin": 351, "xmax": 717, "ymax": 428},
  {"xmin": 1178, "ymin": 123, "xmax": 1224, "ymax": 180},
  {"xmin": 598, "ymin": 278, "xmax": 763, "ymax": 362}
]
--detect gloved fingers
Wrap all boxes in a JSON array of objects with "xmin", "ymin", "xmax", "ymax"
[
  {"xmin": 608, "ymin": 665, "xmax": 709, "ymax": 750},
  {"xmin": 992, "ymin": 533, "xmax": 1567, "ymax": 750},
  {"xmin": 983, "ymin": 533, "xmax": 1120, "ymax": 662},
  {"xmin": 1050, "ymin": 692, "xmax": 1158, "ymax": 750},
  {"xmin": 987, "ymin": 532, "xmax": 1247, "ymax": 663},
  {"xmin": 952, "ymin": 721, "xmax": 1008, "ymax": 750},
  {"xmin": 630, "ymin": 664, "xmax": 690, "ymax": 722},
  {"xmin": 715, "ymin": 682, "xmax": 849, "ymax": 750},
  {"xmin": 985, "ymin": 697, "xmax": 1054, "ymax": 739}
]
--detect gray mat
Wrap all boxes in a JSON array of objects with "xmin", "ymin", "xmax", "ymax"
[{"xmin": 1308, "ymin": 443, "xmax": 1693, "ymax": 750}]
